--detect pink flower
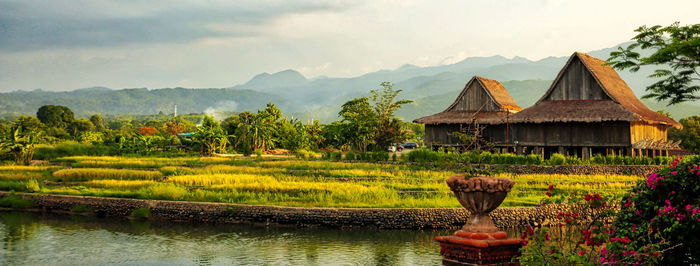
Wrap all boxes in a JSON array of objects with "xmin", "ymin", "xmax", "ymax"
[
  {"xmin": 671, "ymin": 171, "xmax": 678, "ymax": 175},
  {"xmin": 600, "ymin": 246, "xmax": 608, "ymax": 255},
  {"xmin": 578, "ymin": 250, "xmax": 586, "ymax": 256}
]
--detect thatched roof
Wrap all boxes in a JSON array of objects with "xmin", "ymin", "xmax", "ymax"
[
  {"xmin": 414, "ymin": 111, "xmax": 511, "ymax": 125},
  {"xmin": 414, "ymin": 76, "xmax": 521, "ymax": 125},
  {"xmin": 471, "ymin": 76, "xmax": 522, "ymax": 112},
  {"xmin": 512, "ymin": 52, "xmax": 681, "ymax": 129},
  {"xmin": 506, "ymin": 100, "xmax": 639, "ymax": 123}
]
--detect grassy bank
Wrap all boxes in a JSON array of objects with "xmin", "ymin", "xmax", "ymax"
[{"xmin": 0, "ymin": 156, "xmax": 644, "ymax": 208}]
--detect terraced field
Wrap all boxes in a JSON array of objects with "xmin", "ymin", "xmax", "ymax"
[{"xmin": 0, "ymin": 156, "xmax": 644, "ymax": 208}]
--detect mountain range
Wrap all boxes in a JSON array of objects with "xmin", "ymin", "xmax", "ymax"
[{"xmin": 1, "ymin": 42, "xmax": 698, "ymax": 123}]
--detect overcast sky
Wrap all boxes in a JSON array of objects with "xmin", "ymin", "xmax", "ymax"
[{"xmin": 1, "ymin": 0, "xmax": 698, "ymax": 92}]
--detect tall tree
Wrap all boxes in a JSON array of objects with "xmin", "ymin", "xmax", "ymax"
[
  {"xmin": 339, "ymin": 97, "xmax": 377, "ymax": 152},
  {"xmin": 668, "ymin": 115, "xmax": 700, "ymax": 153},
  {"xmin": 36, "ymin": 105, "xmax": 75, "ymax": 128},
  {"xmin": 370, "ymin": 82, "xmax": 413, "ymax": 121},
  {"xmin": 90, "ymin": 114, "xmax": 105, "ymax": 131},
  {"xmin": 607, "ymin": 22, "xmax": 700, "ymax": 105}
]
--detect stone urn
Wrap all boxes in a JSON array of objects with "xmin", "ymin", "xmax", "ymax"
[{"xmin": 435, "ymin": 175, "xmax": 522, "ymax": 265}]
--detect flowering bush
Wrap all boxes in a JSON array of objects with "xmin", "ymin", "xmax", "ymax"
[
  {"xmin": 518, "ymin": 156, "xmax": 700, "ymax": 265},
  {"xmin": 606, "ymin": 156, "xmax": 700, "ymax": 264},
  {"xmin": 518, "ymin": 184, "xmax": 618, "ymax": 265}
]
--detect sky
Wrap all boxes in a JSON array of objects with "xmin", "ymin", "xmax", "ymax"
[{"xmin": 1, "ymin": 0, "xmax": 698, "ymax": 92}]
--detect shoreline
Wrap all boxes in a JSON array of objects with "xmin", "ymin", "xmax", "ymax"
[{"xmin": 0, "ymin": 191, "xmax": 605, "ymax": 229}]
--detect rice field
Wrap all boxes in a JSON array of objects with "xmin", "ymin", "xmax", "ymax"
[{"xmin": 0, "ymin": 156, "xmax": 645, "ymax": 208}]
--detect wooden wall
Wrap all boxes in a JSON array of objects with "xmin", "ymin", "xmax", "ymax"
[
  {"xmin": 545, "ymin": 58, "xmax": 610, "ymax": 101},
  {"xmin": 425, "ymin": 124, "xmax": 510, "ymax": 146},
  {"xmin": 449, "ymin": 81, "xmax": 501, "ymax": 112},
  {"xmin": 425, "ymin": 124, "xmax": 462, "ymax": 145},
  {"xmin": 630, "ymin": 121, "xmax": 668, "ymax": 143},
  {"xmin": 511, "ymin": 122, "xmax": 631, "ymax": 147}
]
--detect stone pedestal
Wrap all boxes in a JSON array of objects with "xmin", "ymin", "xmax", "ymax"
[
  {"xmin": 435, "ymin": 231, "xmax": 522, "ymax": 265},
  {"xmin": 437, "ymin": 176, "xmax": 521, "ymax": 265}
]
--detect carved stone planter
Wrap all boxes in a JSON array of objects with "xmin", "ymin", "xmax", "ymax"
[{"xmin": 435, "ymin": 175, "xmax": 522, "ymax": 265}]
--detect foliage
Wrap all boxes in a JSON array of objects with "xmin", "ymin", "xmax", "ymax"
[
  {"xmin": 0, "ymin": 126, "xmax": 43, "ymax": 165},
  {"xmin": 402, "ymin": 148, "xmax": 690, "ymax": 167},
  {"xmin": 547, "ymin": 153, "xmax": 566, "ymax": 165},
  {"xmin": 608, "ymin": 22, "xmax": 700, "ymax": 104},
  {"xmin": 338, "ymin": 97, "xmax": 377, "ymax": 152},
  {"xmin": 36, "ymin": 105, "xmax": 74, "ymax": 128},
  {"xmin": 224, "ymin": 104, "xmax": 282, "ymax": 155},
  {"xmin": 67, "ymin": 119, "xmax": 95, "ymax": 137},
  {"xmin": 192, "ymin": 116, "xmax": 229, "ymax": 155},
  {"xmin": 370, "ymin": 82, "xmax": 413, "ymax": 149},
  {"xmin": 136, "ymin": 126, "xmax": 158, "ymax": 136},
  {"xmin": 0, "ymin": 192, "xmax": 37, "ymax": 208},
  {"xmin": 90, "ymin": 114, "xmax": 105, "ymax": 131},
  {"xmin": 344, "ymin": 151, "xmax": 356, "ymax": 161},
  {"xmin": 668, "ymin": 115, "xmax": 700, "ymax": 153},
  {"xmin": 518, "ymin": 185, "xmax": 619, "ymax": 265},
  {"xmin": 607, "ymin": 156, "xmax": 700, "ymax": 264}
]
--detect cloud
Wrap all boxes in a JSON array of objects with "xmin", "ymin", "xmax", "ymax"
[{"xmin": 0, "ymin": 0, "xmax": 356, "ymax": 51}]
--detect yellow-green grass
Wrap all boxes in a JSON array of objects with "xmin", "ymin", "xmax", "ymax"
[
  {"xmin": 52, "ymin": 168, "xmax": 162, "ymax": 181},
  {"xmin": 0, "ymin": 172, "xmax": 45, "ymax": 180},
  {"xmin": 85, "ymin": 180, "xmax": 159, "ymax": 189},
  {"xmin": 167, "ymin": 174, "xmax": 277, "ymax": 186},
  {"xmin": 0, "ymin": 165, "xmax": 60, "ymax": 171},
  {"xmin": 0, "ymin": 156, "xmax": 645, "ymax": 208},
  {"xmin": 57, "ymin": 156, "xmax": 242, "ymax": 168}
]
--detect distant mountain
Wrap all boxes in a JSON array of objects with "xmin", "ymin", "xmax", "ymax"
[
  {"xmin": 1, "ymin": 41, "xmax": 698, "ymax": 121},
  {"xmin": 74, "ymin": 86, "xmax": 112, "ymax": 92},
  {"xmin": 238, "ymin": 69, "xmax": 308, "ymax": 90},
  {"xmin": 0, "ymin": 87, "xmax": 296, "ymax": 118}
]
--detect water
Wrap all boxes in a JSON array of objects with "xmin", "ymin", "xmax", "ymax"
[{"xmin": 0, "ymin": 211, "xmax": 452, "ymax": 265}]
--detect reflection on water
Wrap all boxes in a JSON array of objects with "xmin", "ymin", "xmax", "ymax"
[{"xmin": 0, "ymin": 211, "xmax": 457, "ymax": 265}]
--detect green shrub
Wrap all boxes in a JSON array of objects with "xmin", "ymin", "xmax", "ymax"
[
  {"xmin": 130, "ymin": 207, "xmax": 151, "ymax": 220},
  {"xmin": 370, "ymin": 151, "xmax": 389, "ymax": 161},
  {"xmin": 564, "ymin": 156, "xmax": 582, "ymax": 165},
  {"xmin": 33, "ymin": 143, "xmax": 115, "ymax": 161},
  {"xmin": 294, "ymin": 149, "xmax": 316, "ymax": 159},
  {"xmin": 392, "ymin": 153, "xmax": 397, "ymax": 162},
  {"xmin": 609, "ymin": 156, "xmax": 700, "ymax": 264},
  {"xmin": 344, "ymin": 151, "xmax": 356, "ymax": 161},
  {"xmin": 0, "ymin": 192, "xmax": 36, "ymax": 208},
  {"xmin": 547, "ymin": 153, "xmax": 566, "ymax": 165},
  {"xmin": 331, "ymin": 151, "xmax": 342, "ymax": 161},
  {"xmin": 525, "ymin": 154, "xmax": 543, "ymax": 165}
]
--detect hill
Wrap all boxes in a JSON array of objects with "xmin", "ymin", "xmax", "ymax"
[{"xmin": 1, "ymin": 42, "xmax": 698, "ymax": 121}]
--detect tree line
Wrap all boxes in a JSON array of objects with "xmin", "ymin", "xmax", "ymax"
[{"xmin": 0, "ymin": 82, "xmax": 423, "ymax": 164}]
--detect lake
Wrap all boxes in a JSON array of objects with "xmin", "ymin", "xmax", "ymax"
[{"xmin": 0, "ymin": 211, "xmax": 454, "ymax": 265}]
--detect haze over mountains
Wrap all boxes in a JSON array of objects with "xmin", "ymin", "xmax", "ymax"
[{"xmin": 1, "ymin": 42, "xmax": 697, "ymax": 122}]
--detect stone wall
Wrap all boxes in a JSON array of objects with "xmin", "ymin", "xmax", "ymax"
[
  {"xmin": 0, "ymin": 192, "xmax": 610, "ymax": 229},
  {"xmin": 474, "ymin": 164, "xmax": 659, "ymax": 177}
]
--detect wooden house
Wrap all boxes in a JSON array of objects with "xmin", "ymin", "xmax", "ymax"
[
  {"xmin": 414, "ymin": 76, "xmax": 522, "ymax": 148},
  {"xmin": 507, "ymin": 52, "xmax": 682, "ymax": 159}
]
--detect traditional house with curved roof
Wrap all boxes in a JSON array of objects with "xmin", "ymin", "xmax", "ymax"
[
  {"xmin": 507, "ymin": 52, "xmax": 682, "ymax": 158},
  {"xmin": 414, "ymin": 76, "xmax": 521, "ymax": 148}
]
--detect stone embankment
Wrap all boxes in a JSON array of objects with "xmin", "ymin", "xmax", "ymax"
[
  {"xmin": 474, "ymin": 164, "xmax": 659, "ymax": 177},
  {"xmin": 0, "ymin": 191, "xmax": 611, "ymax": 229}
]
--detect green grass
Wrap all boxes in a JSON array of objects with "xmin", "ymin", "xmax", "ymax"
[
  {"xmin": 0, "ymin": 155, "xmax": 645, "ymax": 208},
  {"xmin": 0, "ymin": 193, "xmax": 37, "ymax": 208}
]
